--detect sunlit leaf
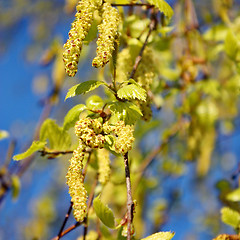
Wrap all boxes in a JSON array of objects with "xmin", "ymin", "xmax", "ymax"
[
  {"xmin": 65, "ymin": 80, "xmax": 107, "ymax": 100},
  {"xmin": 108, "ymin": 101, "xmax": 142, "ymax": 125},
  {"xmin": 11, "ymin": 175, "xmax": 21, "ymax": 200},
  {"xmin": 13, "ymin": 141, "xmax": 47, "ymax": 161},
  {"xmin": 226, "ymin": 188, "xmax": 240, "ymax": 202},
  {"xmin": 40, "ymin": 119, "xmax": 71, "ymax": 150},
  {"xmin": 86, "ymin": 95, "xmax": 104, "ymax": 110},
  {"xmin": 93, "ymin": 195, "xmax": 115, "ymax": 229},
  {"xmin": 146, "ymin": 0, "xmax": 174, "ymax": 19},
  {"xmin": 0, "ymin": 130, "xmax": 9, "ymax": 140},
  {"xmin": 141, "ymin": 231, "xmax": 175, "ymax": 240},
  {"xmin": 221, "ymin": 207, "xmax": 240, "ymax": 229},
  {"xmin": 63, "ymin": 104, "xmax": 87, "ymax": 130},
  {"xmin": 117, "ymin": 84, "xmax": 146, "ymax": 101}
]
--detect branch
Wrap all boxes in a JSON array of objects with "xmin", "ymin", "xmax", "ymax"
[
  {"xmin": 83, "ymin": 177, "xmax": 98, "ymax": 240},
  {"xmin": 39, "ymin": 150, "xmax": 73, "ymax": 157},
  {"xmin": 51, "ymin": 222, "xmax": 82, "ymax": 240},
  {"xmin": 111, "ymin": 3, "xmax": 154, "ymax": 7},
  {"xmin": 129, "ymin": 14, "xmax": 156, "ymax": 79},
  {"xmin": 56, "ymin": 202, "xmax": 73, "ymax": 240},
  {"xmin": 123, "ymin": 152, "xmax": 134, "ymax": 240}
]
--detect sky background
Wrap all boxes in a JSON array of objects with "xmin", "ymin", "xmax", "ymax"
[{"xmin": 0, "ymin": 0, "xmax": 240, "ymax": 240}]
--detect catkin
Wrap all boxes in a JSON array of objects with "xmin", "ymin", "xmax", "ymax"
[
  {"xmin": 92, "ymin": 2, "xmax": 120, "ymax": 68},
  {"xmin": 63, "ymin": 0, "xmax": 102, "ymax": 77},
  {"xmin": 66, "ymin": 144, "xmax": 88, "ymax": 222},
  {"xmin": 103, "ymin": 121, "xmax": 135, "ymax": 154},
  {"xmin": 97, "ymin": 148, "xmax": 111, "ymax": 184}
]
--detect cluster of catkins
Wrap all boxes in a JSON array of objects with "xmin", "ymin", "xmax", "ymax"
[
  {"xmin": 66, "ymin": 118, "xmax": 134, "ymax": 222},
  {"xmin": 63, "ymin": 0, "xmax": 120, "ymax": 76},
  {"xmin": 116, "ymin": 47, "xmax": 156, "ymax": 121}
]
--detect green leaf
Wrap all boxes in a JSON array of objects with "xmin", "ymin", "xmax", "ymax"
[
  {"xmin": 225, "ymin": 30, "xmax": 239, "ymax": 60},
  {"xmin": 65, "ymin": 80, "xmax": 106, "ymax": 100},
  {"xmin": 141, "ymin": 231, "xmax": 175, "ymax": 240},
  {"xmin": 108, "ymin": 101, "xmax": 142, "ymax": 125},
  {"xmin": 146, "ymin": 0, "xmax": 174, "ymax": 19},
  {"xmin": 0, "ymin": 130, "xmax": 9, "ymax": 140},
  {"xmin": 13, "ymin": 141, "xmax": 47, "ymax": 161},
  {"xmin": 40, "ymin": 119, "xmax": 71, "ymax": 150},
  {"xmin": 93, "ymin": 195, "xmax": 115, "ymax": 229},
  {"xmin": 226, "ymin": 188, "xmax": 240, "ymax": 202},
  {"xmin": 117, "ymin": 84, "xmax": 147, "ymax": 101},
  {"xmin": 86, "ymin": 95, "xmax": 104, "ymax": 110},
  {"xmin": 63, "ymin": 104, "xmax": 87, "ymax": 130},
  {"xmin": 221, "ymin": 207, "xmax": 240, "ymax": 229},
  {"xmin": 11, "ymin": 175, "xmax": 21, "ymax": 200}
]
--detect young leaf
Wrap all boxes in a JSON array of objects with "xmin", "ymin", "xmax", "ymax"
[
  {"xmin": 141, "ymin": 231, "xmax": 175, "ymax": 240},
  {"xmin": 93, "ymin": 195, "xmax": 115, "ymax": 229},
  {"xmin": 221, "ymin": 207, "xmax": 240, "ymax": 229},
  {"xmin": 11, "ymin": 175, "xmax": 21, "ymax": 200},
  {"xmin": 13, "ymin": 141, "xmax": 47, "ymax": 161},
  {"xmin": 0, "ymin": 130, "xmax": 9, "ymax": 140},
  {"xmin": 63, "ymin": 104, "xmax": 87, "ymax": 130},
  {"xmin": 226, "ymin": 188, "xmax": 240, "ymax": 202},
  {"xmin": 225, "ymin": 31, "xmax": 239, "ymax": 60},
  {"xmin": 117, "ymin": 84, "xmax": 147, "ymax": 101},
  {"xmin": 146, "ymin": 0, "xmax": 174, "ymax": 19},
  {"xmin": 40, "ymin": 119, "xmax": 71, "ymax": 151},
  {"xmin": 65, "ymin": 80, "xmax": 107, "ymax": 100},
  {"xmin": 108, "ymin": 101, "xmax": 142, "ymax": 125},
  {"xmin": 86, "ymin": 95, "xmax": 104, "ymax": 110}
]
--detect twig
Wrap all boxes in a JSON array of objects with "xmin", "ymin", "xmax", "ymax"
[
  {"xmin": 111, "ymin": 3, "xmax": 154, "ymax": 7},
  {"xmin": 51, "ymin": 222, "xmax": 82, "ymax": 240},
  {"xmin": 129, "ymin": 16, "xmax": 156, "ymax": 79},
  {"xmin": 83, "ymin": 177, "xmax": 98, "ymax": 240},
  {"xmin": 39, "ymin": 150, "xmax": 73, "ymax": 157},
  {"xmin": 56, "ymin": 202, "xmax": 73, "ymax": 240},
  {"xmin": 123, "ymin": 153, "xmax": 133, "ymax": 240}
]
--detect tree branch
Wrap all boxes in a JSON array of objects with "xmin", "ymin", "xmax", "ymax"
[
  {"xmin": 124, "ymin": 152, "xmax": 134, "ymax": 240},
  {"xmin": 56, "ymin": 202, "xmax": 73, "ymax": 240},
  {"xmin": 111, "ymin": 3, "xmax": 154, "ymax": 7},
  {"xmin": 129, "ymin": 15, "xmax": 156, "ymax": 79}
]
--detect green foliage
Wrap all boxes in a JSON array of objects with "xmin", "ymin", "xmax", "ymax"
[
  {"xmin": 13, "ymin": 141, "xmax": 47, "ymax": 161},
  {"xmin": 108, "ymin": 101, "xmax": 142, "ymax": 125},
  {"xmin": 40, "ymin": 119, "xmax": 71, "ymax": 151},
  {"xmin": 65, "ymin": 80, "xmax": 107, "ymax": 100},
  {"xmin": 63, "ymin": 104, "xmax": 87, "ymax": 130},
  {"xmin": 146, "ymin": 0, "xmax": 174, "ymax": 19},
  {"xmin": 141, "ymin": 231, "xmax": 175, "ymax": 240},
  {"xmin": 221, "ymin": 207, "xmax": 240, "ymax": 229},
  {"xmin": 93, "ymin": 195, "xmax": 116, "ymax": 229},
  {"xmin": 117, "ymin": 83, "xmax": 147, "ymax": 101},
  {"xmin": 86, "ymin": 95, "xmax": 104, "ymax": 110}
]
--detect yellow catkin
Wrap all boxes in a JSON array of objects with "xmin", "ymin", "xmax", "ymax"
[
  {"xmin": 66, "ymin": 143, "xmax": 88, "ymax": 222},
  {"xmin": 92, "ymin": 2, "xmax": 120, "ymax": 68},
  {"xmin": 66, "ymin": 117, "xmax": 105, "ymax": 222},
  {"xmin": 63, "ymin": 0, "xmax": 102, "ymax": 77},
  {"xmin": 103, "ymin": 121, "xmax": 135, "ymax": 154},
  {"xmin": 97, "ymin": 148, "xmax": 111, "ymax": 184}
]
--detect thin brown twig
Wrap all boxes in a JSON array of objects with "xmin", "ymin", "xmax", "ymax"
[
  {"xmin": 83, "ymin": 177, "xmax": 98, "ymax": 240},
  {"xmin": 123, "ymin": 153, "xmax": 133, "ymax": 240},
  {"xmin": 111, "ymin": 3, "xmax": 154, "ymax": 7},
  {"xmin": 129, "ymin": 15, "xmax": 156, "ymax": 79},
  {"xmin": 56, "ymin": 202, "xmax": 73, "ymax": 240}
]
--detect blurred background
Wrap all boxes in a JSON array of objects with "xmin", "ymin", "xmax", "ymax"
[{"xmin": 1, "ymin": 0, "xmax": 240, "ymax": 239}]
